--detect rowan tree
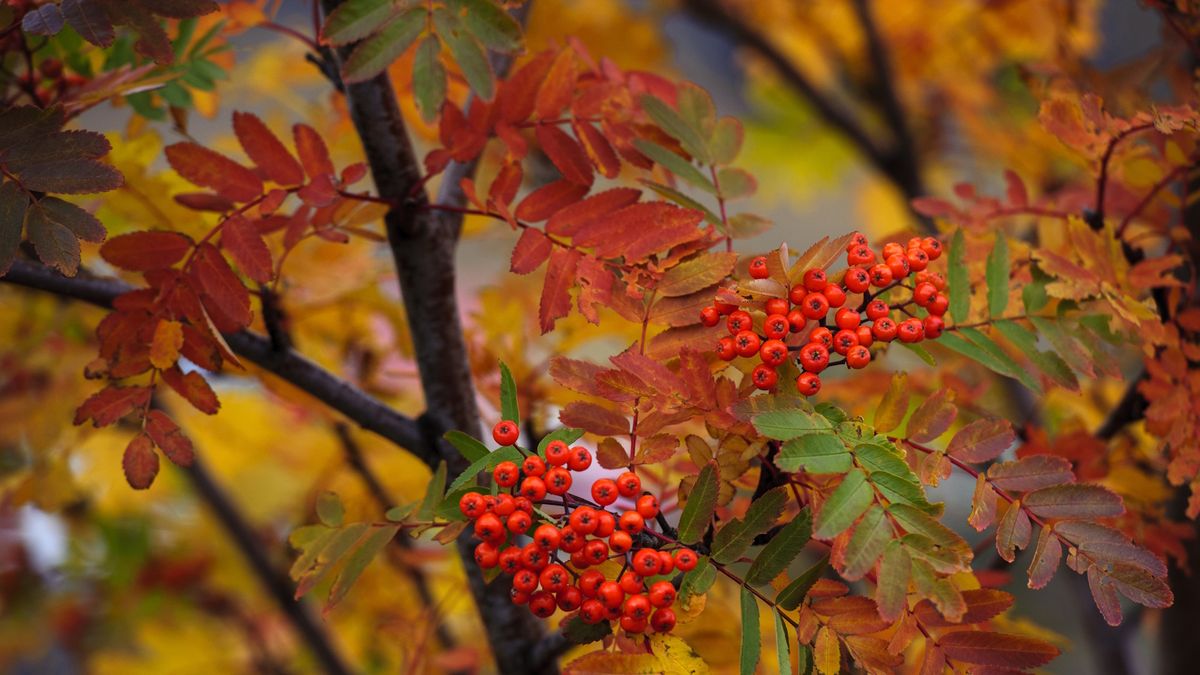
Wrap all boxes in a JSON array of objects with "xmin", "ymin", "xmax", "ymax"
[{"xmin": 0, "ymin": 0, "xmax": 1197, "ymax": 673}]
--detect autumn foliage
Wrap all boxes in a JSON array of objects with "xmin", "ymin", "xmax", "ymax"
[{"xmin": 1, "ymin": 0, "xmax": 1199, "ymax": 673}]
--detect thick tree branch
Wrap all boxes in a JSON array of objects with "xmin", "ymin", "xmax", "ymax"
[{"xmin": 1, "ymin": 259, "xmax": 430, "ymax": 463}]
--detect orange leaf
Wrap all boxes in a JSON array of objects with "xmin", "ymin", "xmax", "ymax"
[
  {"xmin": 905, "ymin": 388, "xmax": 957, "ymax": 443},
  {"xmin": 576, "ymin": 256, "xmax": 613, "ymax": 324},
  {"xmin": 161, "ymin": 365, "xmax": 221, "ymax": 414},
  {"xmin": 233, "ymin": 111, "xmax": 304, "ymax": 186},
  {"xmin": 515, "ymin": 179, "xmax": 590, "ymax": 222},
  {"xmin": 560, "ymin": 401, "xmax": 629, "ymax": 436},
  {"xmin": 539, "ymin": 247, "xmax": 580, "ymax": 332},
  {"xmin": 149, "ymin": 319, "xmax": 183, "ymax": 369},
  {"xmin": 535, "ymin": 49, "xmax": 577, "ymax": 120},
  {"xmin": 165, "ymin": 142, "xmax": 263, "ymax": 203},
  {"xmin": 294, "ymin": 123, "xmax": 335, "ymax": 181},
  {"xmin": 572, "ymin": 120, "xmax": 620, "ymax": 179},
  {"xmin": 100, "ymin": 230, "xmax": 193, "ymax": 271},
  {"xmin": 497, "ymin": 50, "xmax": 555, "ymax": 125},
  {"xmin": 536, "ymin": 124, "xmax": 593, "ymax": 186},
  {"xmin": 546, "ymin": 187, "xmax": 641, "ymax": 236},
  {"xmin": 573, "ymin": 201, "xmax": 704, "ymax": 261},
  {"xmin": 74, "ymin": 385, "xmax": 151, "ymax": 427},
  {"xmin": 122, "ymin": 433, "xmax": 159, "ymax": 490},
  {"xmin": 510, "ymin": 227, "xmax": 552, "ymax": 274}
]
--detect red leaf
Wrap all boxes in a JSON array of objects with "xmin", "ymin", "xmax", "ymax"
[
  {"xmin": 573, "ymin": 120, "xmax": 620, "ymax": 179},
  {"xmin": 535, "ymin": 49, "xmax": 577, "ymax": 120},
  {"xmin": 914, "ymin": 588, "xmax": 1014, "ymax": 628},
  {"xmin": 165, "ymin": 142, "xmax": 262, "ymax": 203},
  {"xmin": 144, "ymin": 410, "xmax": 195, "ymax": 467},
  {"xmin": 496, "ymin": 50, "xmax": 556, "ymax": 125},
  {"xmin": 910, "ymin": 196, "xmax": 957, "ymax": 218},
  {"xmin": 946, "ymin": 418, "xmax": 1015, "ymax": 463},
  {"xmin": 515, "ymin": 179, "xmax": 589, "ymax": 222},
  {"xmin": 294, "ymin": 124, "xmax": 335, "ymax": 181},
  {"xmin": 539, "ymin": 247, "xmax": 580, "ymax": 333},
  {"xmin": 190, "ymin": 243, "xmax": 251, "ymax": 329},
  {"xmin": 1027, "ymin": 527, "xmax": 1062, "ymax": 590},
  {"xmin": 233, "ymin": 111, "xmax": 304, "ymax": 186},
  {"xmin": 74, "ymin": 385, "xmax": 151, "ymax": 427},
  {"xmin": 122, "ymin": 433, "xmax": 159, "ymax": 490},
  {"xmin": 536, "ymin": 124, "xmax": 594, "ymax": 186},
  {"xmin": 510, "ymin": 227, "xmax": 552, "ymax": 274},
  {"xmin": 938, "ymin": 631, "xmax": 1058, "ymax": 669},
  {"xmin": 906, "ymin": 388, "xmax": 957, "ymax": 443},
  {"xmin": 161, "ymin": 365, "xmax": 221, "ymax": 415},
  {"xmin": 560, "ymin": 401, "xmax": 629, "ymax": 436},
  {"xmin": 1023, "ymin": 484, "xmax": 1124, "ymax": 519},
  {"xmin": 572, "ymin": 201, "xmax": 704, "ymax": 261},
  {"xmin": 175, "ymin": 192, "xmax": 235, "ymax": 212},
  {"xmin": 549, "ymin": 356, "xmax": 609, "ymax": 397},
  {"xmin": 576, "ymin": 256, "xmax": 613, "ymax": 324},
  {"xmin": 488, "ymin": 161, "xmax": 522, "ymax": 208},
  {"xmin": 1004, "ymin": 169, "xmax": 1028, "ymax": 207},
  {"xmin": 221, "ymin": 214, "xmax": 273, "ymax": 283},
  {"xmin": 996, "ymin": 501, "xmax": 1031, "ymax": 562},
  {"xmin": 987, "ymin": 455, "xmax": 1075, "ymax": 492},
  {"xmin": 546, "ymin": 187, "xmax": 641, "ymax": 236}
]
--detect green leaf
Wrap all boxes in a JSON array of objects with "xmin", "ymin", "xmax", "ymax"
[
  {"xmin": 632, "ymin": 138, "xmax": 716, "ymax": 194},
  {"xmin": 458, "ymin": 0, "xmax": 522, "ymax": 53},
  {"xmin": 898, "ymin": 341, "xmax": 936, "ymax": 366},
  {"xmin": 639, "ymin": 179, "xmax": 723, "ymax": 226},
  {"xmin": 561, "ymin": 613, "xmax": 613, "ymax": 645},
  {"xmin": 711, "ymin": 487, "xmax": 789, "ymax": 564},
  {"xmin": 774, "ymin": 611, "xmax": 793, "ymax": 675},
  {"xmin": 716, "ymin": 167, "xmax": 756, "ymax": 200},
  {"xmin": 753, "ymin": 409, "xmax": 831, "ymax": 441},
  {"xmin": 536, "ymin": 426, "xmax": 584, "ymax": 457},
  {"xmin": 709, "ymin": 117, "xmax": 744, "ymax": 165},
  {"xmin": 436, "ymin": 485, "xmax": 479, "ymax": 521},
  {"xmin": 1028, "ymin": 316, "xmax": 1095, "ymax": 378},
  {"xmin": 841, "ymin": 506, "xmax": 892, "ymax": 580},
  {"xmin": 680, "ymin": 557, "xmax": 717, "ymax": 599},
  {"xmin": 1023, "ymin": 267, "xmax": 1050, "ymax": 313},
  {"xmin": 446, "ymin": 445, "xmax": 522, "ymax": 494},
  {"xmin": 412, "ymin": 35, "xmax": 447, "ymax": 123},
  {"xmin": 746, "ymin": 509, "xmax": 812, "ymax": 585},
  {"xmin": 384, "ymin": 502, "xmax": 416, "ymax": 522},
  {"xmin": 871, "ymin": 471, "xmax": 940, "ymax": 515},
  {"xmin": 813, "ymin": 469, "xmax": 873, "ymax": 539},
  {"xmin": 986, "ymin": 234, "xmax": 1009, "ymax": 318},
  {"xmin": 740, "ymin": 587, "xmax": 760, "ymax": 675},
  {"xmin": 418, "ymin": 460, "xmax": 447, "ymax": 521},
  {"xmin": 342, "ymin": 8, "xmax": 424, "ymax": 84},
  {"xmin": 498, "ymin": 361, "xmax": 520, "ymax": 426},
  {"xmin": 961, "ymin": 327, "xmax": 1042, "ymax": 392},
  {"xmin": 675, "ymin": 83, "xmax": 716, "ymax": 139},
  {"xmin": 444, "ymin": 430, "xmax": 489, "ymax": 462},
  {"xmin": 948, "ymin": 228, "xmax": 969, "ymax": 324},
  {"xmin": 776, "ymin": 434, "xmax": 851, "ymax": 474},
  {"xmin": 316, "ymin": 491, "xmax": 344, "ymax": 527},
  {"xmin": 640, "ymin": 94, "xmax": 711, "ymax": 164},
  {"xmin": 678, "ymin": 462, "xmax": 719, "ymax": 545},
  {"xmin": 326, "ymin": 524, "xmax": 400, "ymax": 610},
  {"xmin": 433, "ymin": 8, "xmax": 494, "ymax": 100},
  {"xmin": 322, "ymin": 0, "xmax": 395, "ymax": 45},
  {"xmin": 776, "ymin": 556, "xmax": 828, "ymax": 610},
  {"xmin": 937, "ymin": 329, "xmax": 1042, "ymax": 393},
  {"xmin": 992, "ymin": 320, "xmax": 1078, "ymax": 390}
]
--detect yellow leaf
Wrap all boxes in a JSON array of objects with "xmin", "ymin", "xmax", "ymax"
[
  {"xmin": 150, "ymin": 320, "xmax": 183, "ymax": 370},
  {"xmin": 815, "ymin": 626, "xmax": 841, "ymax": 675},
  {"xmin": 563, "ymin": 650, "xmax": 663, "ymax": 674},
  {"xmin": 649, "ymin": 635, "xmax": 711, "ymax": 674}
]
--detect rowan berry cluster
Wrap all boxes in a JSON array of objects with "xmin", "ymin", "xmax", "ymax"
[
  {"xmin": 701, "ymin": 233, "xmax": 948, "ymax": 396},
  {"xmin": 458, "ymin": 422, "xmax": 700, "ymax": 634}
]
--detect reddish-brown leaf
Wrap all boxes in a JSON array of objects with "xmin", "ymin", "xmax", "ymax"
[
  {"xmin": 596, "ymin": 437, "xmax": 629, "ymax": 469},
  {"xmin": 535, "ymin": 49, "xmax": 577, "ymax": 120},
  {"xmin": 938, "ymin": 631, "xmax": 1058, "ymax": 669},
  {"xmin": 987, "ymin": 455, "xmax": 1075, "ymax": 492},
  {"xmin": 967, "ymin": 473, "xmax": 998, "ymax": 531},
  {"xmin": 191, "ymin": 243, "xmax": 251, "ymax": 329},
  {"xmin": 546, "ymin": 187, "xmax": 641, "ymax": 236},
  {"xmin": 122, "ymin": 433, "xmax": 159, "ymax": 489},
  {"xmin": 657, "ymin": 252, "xmax": 737, "ymax": 297},
  {"xmin": 906, "ymin": 388, "xmax": 957, "ymax": 443},
  {"xmin": 161, "ymin": 365, "xmax": 221, "ymax": 414},
  {"xmin": 221, "ymin": 214, "xmax": 273, "ymax": 283},
  {"xmin": 634, "ymin": 433, "xmax": 677, "ymax": 465},
  {"xmin": 175, "ymin": 192, "xmax": 235, "ymax": 212},
  {"xmin": 995, "ymin": 501, "xmax": 1031, "ymax": 563},
  {"xmin": 1023, "ymin": 484, "xmax": 1124, "ymax": 519},
  {"xmin": 1106, "ymin": 562, "xmax": 1173, "ymax": 609},
  {"xmin": 536, "ymin": 124, "xmax": 594, "ymax": 186},
  {"xmin": 144, "ymin": 409, "xmax": 195, "ymax": 467},
  {"xmin": 510, "ymin": 227, "xmax": 552, "ymax": 274},
  {"xmin": 149, "ymin": 319, "xmax": 183, "ymax": 370},
  {"xmin": 560, "ymin": 401, "xmax": 630, "ymax": 436},
  {"xmin": 293, "ymin": 124, "xmax": 336, "ymax": 181},
  {"xmin": 488, "ymin": 161, "xmax": 522, "ymax": 208},
  {"xmin": 233, "ymin": 111, "xmax": 304, "ymax": 186},
  {"xmin": 576, "ymin": 256, "xmax": 614, "ymax": 324},
  {"xmin": 549, "ymin": 356, "xmax": 608, "ymax": 397},
  {"xmin": 165, "ymin": 142, "xmax": 263, "ymax": 203},
  {"xmin": 515, "ymin": 179, "xmax": 590, "ymax": 223},
  {"xmin": 1088, "ymin": 566, "xmax": 1123, "ymax": 626},
  {"xmin": 539, "ymin": 247, "xmax": 580, "ymax": 333},
  {"xmin": 74, "ymin": 385, "xmax": 151, "ymax": 427},
  {"xmin": 611, "ymin": 347, "xmax": 683, "ymax": 395},
  {"xmin": 572, "ymin": 201, "xmax": 704, "ymax": 261},
  {"xmin": 497, "ymin": 50, "xmax": 555, "ymax": 125},
  {"xmin": 914, "ymin": 588, "xmax": 1013, "ymax": 628},
  {"xmin": 572, "ymin": 120, "xmax": 621, "ymax": 179},
  {"xmin": 1027, "ymin": 526, "xmax": 1062, "ymax": 589},
  {"xmin": 946, "ymin": 418, "xmax": 1015, "ymax": 463}
]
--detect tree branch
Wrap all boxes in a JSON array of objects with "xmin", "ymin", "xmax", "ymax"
[{"xmin": 1, "ymin": 259, "xmax": 430, "ymax": 463}]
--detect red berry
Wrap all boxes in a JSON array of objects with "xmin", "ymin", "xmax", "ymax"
[
  {"xmin": 598, "ymin": 581, "xmax": 625, "ymax": 609},
  {"xmin": 872, "ymin": 317, "xmax": 898, "ymax": 341},
  {"xmin": 727, "ymin": 310, "xmax": 752, "ymax": 334},
  {"xmin": 492, "ymin": 420, "xmax": 519, "ymax": 446},
  {"xmin": 869, "ymin": 264, "xmax": 893, "ymax": 287},
  {"xmin": 923, "ymin": 315, "xmax": 945, "ymax": 339},
  {"xmin": 763, "ymin": 314, "xmax": 789, "ymax": 339},
  {"xmin": 623, "ymin": 593, "xmax": 652, "ymax": 620},
  {"xmin": 651, "ymin": 607, "xmax": 677, "ymax": 633},
  {"xmin": 579, "ymin": 570, "xmax": 606, "ymax": 597},
  {"xmin": 529, "ymin": 590, "xmax": 557, "ymax": 618},
  {"xmin": 799, "ymin": 343, "xmax": 830, "ymax": 373},
  {"xmin": 913, "ymin": 282, "xmax": 937, "ymax": 306},
  {"xmin": 797, "ymin": 372, "xmax": 821, "ymax": 396},
  {"xmin": 700, "ymin": 305, "xmax": 720, "ymax": 327},
  {"xmin": 834, "ymin": 307, "xmax": 861, "ymax": 330},
  {"xmin": 618, "ymin": 510, "xmax": 644, "ymax": 535},
  {"xmin": 592, "ymin": 478, "xmax": 619, "ymax": 506},
  {"xmin": 568, "ymin": 446, "xmax": 593, "ymax": 471},
  {"xmin": 557, "ymin": 586, "xmax": 583, "ymax": 611},
  {"xmin": 822, "ymin": 283, "xmax": 846, "ymax": 308},
  {"xmin": 897, "ymin": 318, "xmax": 925, "ymax": 343},
  {"xmin": 515, "ymin": 496, "xmax": 533, "ymax": 513},
  {"xmin": 569, "ymin": 506, "xmax": 599, "ymax": 535},
  {"xmin": 522, "ymin": 455, "xmax": 546, "ymax": 477},
  {"xmin": 474, "ymin": 513, "xmax": 504, "ymax": 543},
  {"xmin": 513, "ymin": 568, "xmax": 539, "ymax": 593},
  {"xmin": 649, "ymin": 580, "xmax": 676, "ymax": 608},
  {"xmin": 534, "ymin": 524, "xmax": 561, "ymax": 550},
  {"xmin": 674, "ymin": 549, "xmax": 698, "ymax": 571},
  {"xmin": 475, "ymin": 542, "xmax": 499, "ymax": 568},
  {"xmin": 498, "ymin": 546, "xmax": 522, "ymax": 574},
  {"xmin": 617, "ymin": 472, "xmax": 642, "ymax": 497},
  {"xmin": 506, "ymin": 510, "xmax": 532, "ymax": 534},
  {"xmin": 865, "ymin": 299, "xmax": 890, "ymax": 321},
  {"xmin": 494, "ymin": 461, "xmax": 519, "ymax": 487},
  {"xmin": 636, "ymin": 494, "xmax": 660, "ymax": 519},
  {"xmin": 846, "ymin": 345, "xmax": 871, "ymax": 368},
  {"xmin": 619, "ymin": 571, "xmax": 644, "ymax": 594},
  {"xmin": 846, "ymin": 245, "xmax": 876, "ymax": 266},
  {"xmin": 759, "ymin": 339, "xmax": 788, "ymax": 367},
  {"xmin": 545, "ymin": 440, "xmax": 570, "ymax": 466},
  {"xmin": 800, "ymin": 292, "xmax": 830, "ymax": 320},
  {"xmin": 584, "ymin": 539, "xmax": 609, "ymax": 565},
  {"xmin": 843, "ymin": 267, "xmax": 871, "ymax": 293},
  {"xmin": 734, "ymin": 330, "xmax": 761, "ymax": 358},
  {"xmin": 494, "ymin": 494, "xmax": 516, "ymax": 517},
  {"xmin": 786, "ymin": 308, "xmax": 807, "ymax": 333},
  {"xmin": 803, "ymin": 268, "xmax": 827, "ymax": 291},
  {"xmin": 459, "ymin": 492, "xmax": 485, "ymax": 518},
  {"xmin": 927, "ymin": 271, "xmax": 948, "ymax": 290},
  {"xmin": 717, "ymin": 336, "xmax": 737, "ymax": 361},
  {"xmin": 886, "ymin": 253, "xmax": 910, "ymax": 280},
  {"xmin": 657, "ymin": 550, "xmax": 675, "ymax": 575},
  {"xmin": 545, "ymin": 467, "xmax": 572, "ymax": 495},
  {"xmin": 883, "ymin": 242, "xmax": 905, "ymax": 259},
  {"xmin": 855, "ymin": 325, "xmax": 874, "ymax": 347},
  {"xmin": 921, "ymin": 236, "xmax": 942, "ymax": 260},
  {"xmin": 849, "ymin": 231, "xmax": 868, "ymax": 247},
  {"xmin": 540, "ymin": 563, "xmax": 570, "ymax": 592},
  {"xmin": 715, "ymin": 300, "xmax": 738, "ymax": 315},
  {"xmin": 580, "ymin": 599, "xmax": 606, "ymax": 624},
  {"xmin": 520, "ymin": 542, "xmax": 548, "ymax": 570},
  {"xmin": 788, "ymin": 284, "xmax": 807, "ymax": 306},
  {"xmin": 808, "ymin": 326, "xmax": 833, "ymax": 349},
  {"xmin": 570, "ymin": 550, "xmax": 591, "ymax": 569},
  {"xmin": 832, "ymin": 329, "xmax": 858, "ymax": 355},
  {"xmin": 519, "ymin": 476, "xmax": 547, "ymax": 501},
  {"xmin": 765, "ymin": 297, "xmax": 789, "ymax": 316},
  {"xmin": 594, "ymin": 511, "xmax": 617, "ymax": 537},
  {"xmin": 632, "ymin": 548, "xmax": 662, "ymax": 576},
  {"xmin": 559, "ymin": 526, "xmax": 585, "ymax": 553},
  {"xmin": 749, "ymin": 256, "xmax": 770, "ymax": 279},
  {"xmin": 610, "ymin": 530, "xmax": 634, "ymax": 553},
  {"xmin": 620, "ymin": 615, "xmax": 647, "ymax": 634},
  {"xmin": 906, "ymin": 247, "xmax": 929, "ymax": 272},
  {"xmin": 927, "ymin": 293, "xmax": 949, "ymax": 316}
]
